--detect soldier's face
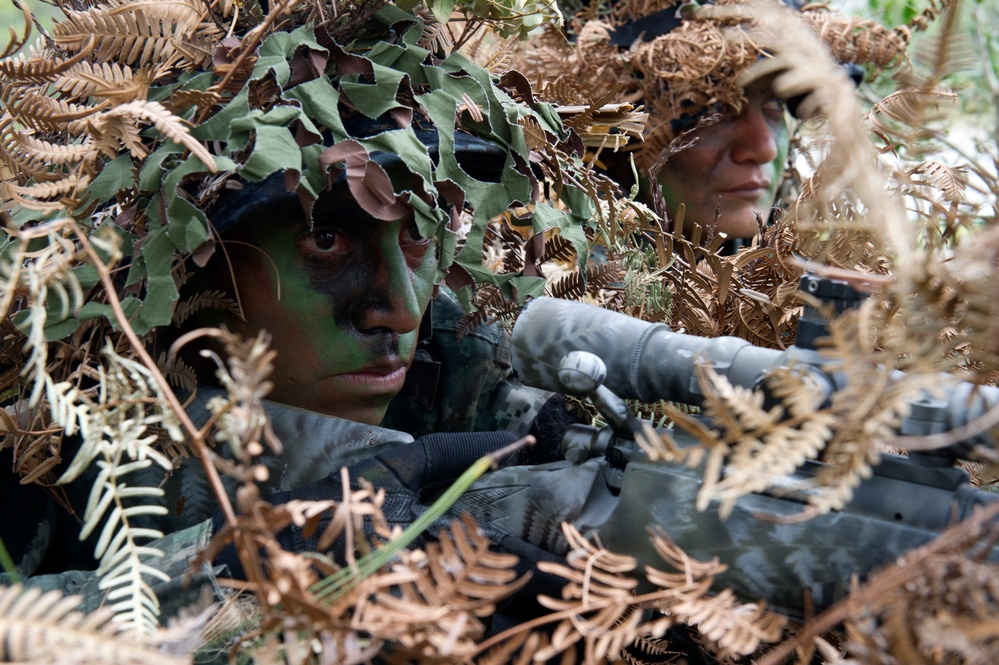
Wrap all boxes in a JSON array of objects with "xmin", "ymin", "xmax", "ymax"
[
  {"xmin": 221, "ymin": 188, "xmax": 437, "ymax": 425},
  {"xmin": 657, "ymin": 86, "xmax": 789, "ymax": 240}
]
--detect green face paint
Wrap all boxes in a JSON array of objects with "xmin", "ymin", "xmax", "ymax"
[{"xmin": 221, "ymin": 187, "xmax": 438, "ymax": 425}]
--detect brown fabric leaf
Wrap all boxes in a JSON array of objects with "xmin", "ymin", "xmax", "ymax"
[{"xmin": 319, "ymin": 140, "xmax": 409, "ymax": 220}]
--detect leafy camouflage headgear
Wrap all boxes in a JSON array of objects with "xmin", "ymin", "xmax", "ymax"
[
  {"xmin": 511, "ymin": 0, "xmax": 909, "ymax": 170},
  {"xmin": 1, "ymin": 0, "xmax": 591, "ymax": 342}
]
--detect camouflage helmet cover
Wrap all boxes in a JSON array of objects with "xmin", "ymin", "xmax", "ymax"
[
  {"xmin": 0, "ymin": 0, "xmax": 595, "ymax": 338},
  {"xmin": 511, "ymin": 0, "xmax": 909, "ymax": 171}
]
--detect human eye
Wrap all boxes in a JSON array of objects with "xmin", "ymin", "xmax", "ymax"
[
  {"xmin": 761, "ymin": 97, "xmax": 786, "ymax": 122},
  {"xmin": 400, "ymin": 219, "xmax": 430, "ymax": 246},
  {"xmin": 299, "ymin": 227, "xmax": 346, "ymax": 257}
]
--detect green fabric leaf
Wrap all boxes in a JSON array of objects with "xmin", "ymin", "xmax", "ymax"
[
  {"xmin": 429, "ymin": 0, "xmax": 456, "ymax": 24},
  {"xmin": 190, "ymin": 88, "xmax": 250, "ymax": 143},
  {"xmin": 130, "ymin": 226, "xmax": 179, "ymax": 335},
  {"xmin": 79, "ymin": 154, "xmax": 136, "ymax": 210},
  {"xmin": 341, "ymin": 65, "xmax": 408, "ymax": 120},
  {"xmin": 138, "ymin": 142, "xmax": 185, "ymax": 193},
  {"xmin": 239, "ymin": 124, "xmax": 302, "ymax": 182},
  {"xmin": 284, "ymin": 77, "xmax": 346, "ymax": 137},
  {"xmin": 254, "ymin": 24, "xmax": 328, "ymax": 85}
]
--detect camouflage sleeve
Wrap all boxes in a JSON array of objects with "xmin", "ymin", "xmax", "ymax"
[
  {"xmin": 0, "ymin": 519, "xmax": 227, "ymax": 619},
  {"xmin": 381, "ymin": 288, "xmax": 554, "ymax": 438}
]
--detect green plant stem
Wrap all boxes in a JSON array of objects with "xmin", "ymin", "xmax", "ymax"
[
  {"xmin": 311, "ymin": 435, "xmax": 535, "ymax": 604},
  {"xmin": 0, "ymin": 535, "xmax": 21, "ymax": 583}
]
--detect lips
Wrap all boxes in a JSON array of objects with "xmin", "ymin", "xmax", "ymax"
[
  {"xmin": 334, "ymin": 363, "xmax": 408, "ymax": 395},
  {"xmin": 720, "ymin": 180, "xmax": 771, "ymax": 200}
]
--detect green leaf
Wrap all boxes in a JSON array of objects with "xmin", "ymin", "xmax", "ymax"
[
  {"xmin": 255, "ymin": 24, "xmax": 328, "ymax": 85},
  {"xmin": 190, "ymin": 87, "xmax": 250, "ymax": 143},
  {"xmin": 129, "ymin": 226, "xmax": 179, "ymax": 335},
  {"xmin": 341, "ymin": 63, "xmax": 408, "ymax": 119},
  {"xmin": 429, "ymin": 0, "xmax": 456, "ymax": 25},
  {"xmin": 138, "ymin": 142, "xmax": 185, "ymax": 193},
  {"xmin": 78, "ymin": 154, "xmax": 137, "ymax": 211},
  {"xmin": 284, "ymin": 77, "xmax": 346, "ymax": 136},
  {"xmin": 239, "ymin": 125, "xmax": 302, "ymax": 182}
]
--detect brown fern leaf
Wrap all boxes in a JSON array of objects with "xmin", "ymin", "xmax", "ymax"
[
  {"xmin": 97, "ymin": 100, "xmax": 216, "ymax": 170},
  {"xmin": 10, "ymin": 133, "xmax": 96, "ymax": 170},
  {"xmin": 6, "ymin": 174, "xmax": 92, "ymax": 210},
  {"xmin": 455, "ymin": 307, "xmax": 492, "ymax": 341},
  {"xmin": 354, "ymin": 514, "xmax": 529, "ymax": 657},
  {"xmin": 53, "ymin": 0, "xmax": 218, "ymax": 71},
  {"xmin": 55, "ymin": 61, "xmax": 160, "ymax": 105},
  {"xmin": 414, "ymin": 7, "xmax": 453, "ymax": 54},
  {"xmin": 673, "ymin": 589, "xmax": 786, "ymax": 660},
  {"xmin": 865, "ymin": 86, "xmax": 959, "ymax": 155},
  {"xmin": 0, "ymin": 41, "xmax": 94, "ymax": 85},
  {"xmin": 908, "ymin": 160, "xmax": 967, "ymax": 203},
  {"xmin": 643, "ymin": 529, "xmax": 786, "ymax": 659},
  {"xmin": 2, "ymin": 86, "xmax": 103, "ymax": 133},
  {"xmin": 540, "ymin": 231, "xmax": 577, "ymax": 264},
  {"xmin": 547, "ymin": 270, "xmax": 586, "ymax": 300},
  {"xmin": 163, "ymin": 88, "xmax": 223, "ymax": 116},
  {"xmin": 802, "ymin": 9, "xmax": 909, "ymax": 75},
  {"xmin": 0, "ymin": 0, "xmax": 33, "ymax": 60},
  {"xmin": 534, "ymin": 524, "xmax": 644, "ymax": 662},
  {"xmin": 519, "ymin": 114, "xmax": 549, "ymax": 153},
  {"xmin": 476, "ymin": 629, "xmax": 557, "ymax": 665},
  {"xmin": 586, "ymin": 260, "xmax": 624, "ymax": 292},
  {"xmin": 537, "ymin": 77, "xmax": 595, "ymax": 106},
  {"xmin": 421, "ymin": 513, "xmax": 528, "ymax": 611},
  {"xmin": 155, "ymin": 350, "xmax": 197, "ymax": 395}
]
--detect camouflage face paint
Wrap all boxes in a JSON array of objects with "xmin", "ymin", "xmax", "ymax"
[{"xmin": 221, "ymin": 188, "xmax": 437, "ymax": 425}]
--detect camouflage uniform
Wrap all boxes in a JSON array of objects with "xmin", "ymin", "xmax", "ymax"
[{"xmin": 0, "ymin": 289, "xmax": 554, "ymax": 616}]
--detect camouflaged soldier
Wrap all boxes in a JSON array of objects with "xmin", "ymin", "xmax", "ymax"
[
  {"xmin": 0, "ymin": 0, "xmax": 586, "ymax": 614},
  {"xmin": 512, "ymin": 0, "xmax": 906, "ymax": 245}
]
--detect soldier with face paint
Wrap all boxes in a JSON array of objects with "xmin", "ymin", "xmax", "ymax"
[
  {"xmin": 0, "ymin": 2, "xmax": 589, "ymax": 608},
  {"xmin": 511, "ymin": 0, "xmax": 903, "ymax": 246}
]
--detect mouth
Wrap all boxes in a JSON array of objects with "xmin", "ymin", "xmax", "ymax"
[
  {"xmin": 334, "ymin": 363, "xmax": 408, "ymax": 395},
  {"xmin": 720, "ymin": 181, "xmax": 771, "ymax": 200}
]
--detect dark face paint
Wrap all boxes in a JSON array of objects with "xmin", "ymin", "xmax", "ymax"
[
  {"xmin": 657, "ymin": 82, "xmax": 790, "ymax": 240},
  {"xmin": 220, "ymin": 188, "xmax": 437, "ymax": 425}
]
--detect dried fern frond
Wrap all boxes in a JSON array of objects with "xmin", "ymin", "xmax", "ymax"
[
  {"xmin": 0, "ymin": 585, "xmax": 189, "ymax": 664},
  {"xmin": 52, "ymin": 0, "xmax": 219, "ymax": 71},
  {"xmin": 534, "ymin": 523, "xmax": 645, "ymax": 662},
  {"xmin": 354, "ymin": 514, "xmax": 530, "ymax": 657}
]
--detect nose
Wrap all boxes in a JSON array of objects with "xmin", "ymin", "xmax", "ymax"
[
  {"xmin": 354, "ymin": 237, "xmax": 424, "ymax": 335},
  {"xmin": 729, "ymin": 103, "xmax": 779, "ymax": 166}
]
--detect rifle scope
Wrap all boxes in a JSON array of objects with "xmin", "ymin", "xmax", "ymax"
[{"xmin": 510, "ymin": 296, "xmax": 999, "ymax": 454}]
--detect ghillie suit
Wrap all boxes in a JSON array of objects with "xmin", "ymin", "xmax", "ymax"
[
  {"xmin": 503, "ymin": 0, "xmax": 913, "ymax": 351},
  {"xmin": 0, "ymin": 0, "xmax": 618, "ymax": 656}
]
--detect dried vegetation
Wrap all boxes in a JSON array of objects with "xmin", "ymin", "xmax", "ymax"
[{"xmin": 1, "ymin": 0, "xmax": 998, "ymax": 663}]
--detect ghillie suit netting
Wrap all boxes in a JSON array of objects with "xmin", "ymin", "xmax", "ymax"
[{"xmin": 2, "ymin": 0, "xmax": 999, "ymax": 663}]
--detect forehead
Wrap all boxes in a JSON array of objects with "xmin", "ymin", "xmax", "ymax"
[{"xmin": 221, "ymin": 183, "xmax": 387, "ymax": 238}]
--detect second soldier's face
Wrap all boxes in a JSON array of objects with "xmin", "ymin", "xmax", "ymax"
[
  {"xmin": 657, "ymin": 87, "xmax": 789, "ymax": 240},
  {"xmin": 221, "ymin": 189, "xmax": 437, "ymax": 425}
]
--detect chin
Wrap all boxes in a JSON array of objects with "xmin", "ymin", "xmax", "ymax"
[{"xmin": 715, "ymin": 210, "xmax": 766, "ymax": 239}]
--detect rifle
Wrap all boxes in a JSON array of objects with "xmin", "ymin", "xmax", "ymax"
[{"xmin": 459, "ymin": 277, "xmax": 999, "ymax": 620}]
